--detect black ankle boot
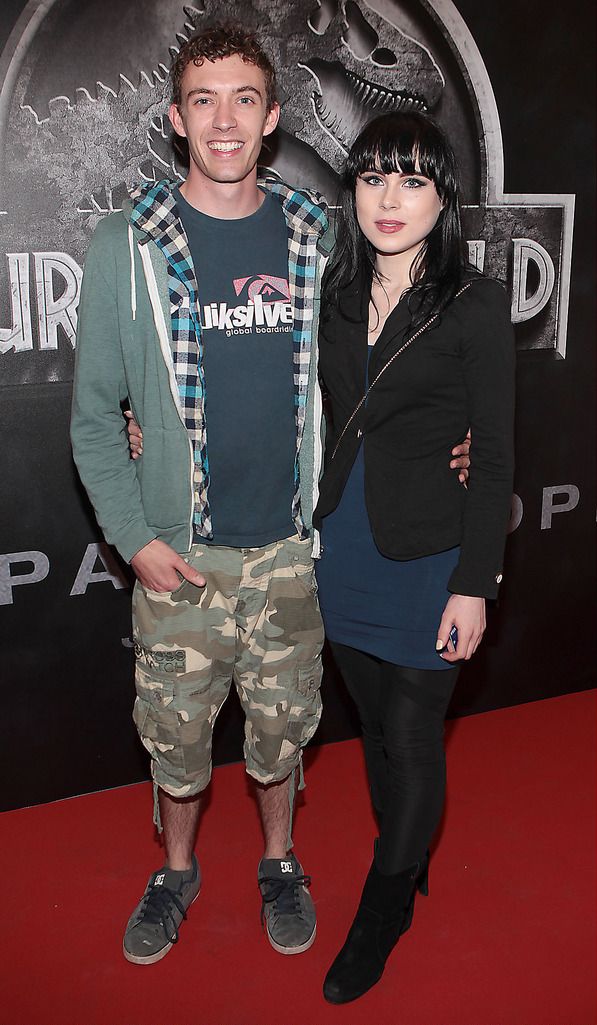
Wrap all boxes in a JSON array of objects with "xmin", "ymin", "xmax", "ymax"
[{"xmin": 323, "ymin": 851, "xmax": 428, "ymax": 1005}]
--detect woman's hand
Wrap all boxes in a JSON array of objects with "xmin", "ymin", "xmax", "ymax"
[
  {"xmin": 436, "ymin": 593, "xmax": 486, "ymax": 662},
  {"xmin": 124, "ymin": 409, "xmax": 143, "ymax": 459},
  {"xmin": 450, "ymin": 429, "xmax": 471, "ymax": 484}
]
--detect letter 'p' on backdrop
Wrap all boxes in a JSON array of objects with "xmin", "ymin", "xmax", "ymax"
[{"xmin": 0, "ymin": 0, "xmax": 594, "ymax": 811}]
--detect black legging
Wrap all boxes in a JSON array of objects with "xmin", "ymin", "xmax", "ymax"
[{"xmin": 330, "ymin": 642, "xmax": 460, "ymax": 875}]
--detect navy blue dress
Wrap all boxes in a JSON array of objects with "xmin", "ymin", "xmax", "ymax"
[{"xmin": 316, "ymin": 349, "xmax": 459, "ymax": 672}]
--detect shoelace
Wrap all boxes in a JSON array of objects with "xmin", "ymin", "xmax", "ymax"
[
  {"xmin": 139, "ymin": 883, "xmax": 187, "ymax": 944},
  {"xmin": 259, "ymin": 873, "xmax": 312, "ymax": 924}
]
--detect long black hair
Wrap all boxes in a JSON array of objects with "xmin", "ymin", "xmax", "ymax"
[{"xmin": 323, "ymin": 111, "xmax": 469, "ymax": 331}]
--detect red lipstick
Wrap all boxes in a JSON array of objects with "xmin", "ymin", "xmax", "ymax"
[{"xmin": 375, "ymin": 221, "xmax": 406, "ymax": 233}]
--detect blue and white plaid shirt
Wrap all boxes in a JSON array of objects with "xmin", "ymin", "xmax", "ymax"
[{"xmin": 130, "ymin": 178, "xmax": 329, "ymax": 540}]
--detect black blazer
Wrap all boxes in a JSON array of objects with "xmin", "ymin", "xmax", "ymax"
[{"xmin": 313, "ymin": 272, "xmax": 516, "ymax": 599}]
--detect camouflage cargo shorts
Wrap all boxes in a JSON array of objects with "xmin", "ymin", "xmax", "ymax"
[{"xmin": 131, "ymin": 534, "xmax": 324, "ymax": 799}]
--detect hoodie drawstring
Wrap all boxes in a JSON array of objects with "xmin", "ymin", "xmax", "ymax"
[{"xmin": 128, "ymin": 224, "xmax": 137, "ymax": 321}]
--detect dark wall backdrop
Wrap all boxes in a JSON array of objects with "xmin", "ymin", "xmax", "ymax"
[{"xmin": 1, "ymin": 0, "xmax": 594, "ymax": 812}]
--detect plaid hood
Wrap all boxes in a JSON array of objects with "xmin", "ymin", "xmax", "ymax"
[{"xmin": 125, "ymin": 178, "xmax": 329, "ymax": 541}]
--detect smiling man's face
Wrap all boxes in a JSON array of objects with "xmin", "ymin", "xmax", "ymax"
[{"xmin": 169, "ymin": 54, "xmax": 280, "ymax": 189}]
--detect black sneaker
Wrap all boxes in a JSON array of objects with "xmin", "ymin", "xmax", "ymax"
[
  {"xmin": 123, "ymin": 855, "xmax": 201, "ymax": 964},
  {"xmin": 258, "ymin": 853, "xmax": 316, "ymax": 955}
]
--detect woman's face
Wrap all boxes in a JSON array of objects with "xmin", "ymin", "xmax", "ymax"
[{"xmin": 355, "ymin": 167, "xmax": 443, "ymax": 262}]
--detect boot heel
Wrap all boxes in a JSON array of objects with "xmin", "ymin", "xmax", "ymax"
[
  {"xmin": 399, "ymin": 894, "xmax": 416, "ymax": 935},
  {"xmin": 417, "ymin": 861, "xmax": 429, "ymax": 897}
]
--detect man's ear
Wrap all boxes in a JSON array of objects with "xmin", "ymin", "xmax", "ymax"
[
  {"xmin": 168, "ymin": 102, "xmax": 186, "ymax": 139},
  {"xmin": 263, "ymin": 101, "xmax": 281, "ymax": 139}
]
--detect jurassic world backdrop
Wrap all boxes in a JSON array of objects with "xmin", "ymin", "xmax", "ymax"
[{"xmin": 0, "ymin": 0, "xmax": 594, "ymax": 810}]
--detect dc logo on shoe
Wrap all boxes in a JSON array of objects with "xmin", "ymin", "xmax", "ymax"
[{"xmin": 281, "ymin": 861, "xmax": 293, "ymax": 873}]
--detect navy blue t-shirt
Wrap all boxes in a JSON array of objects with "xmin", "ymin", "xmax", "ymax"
[{"xmin": 175, "ymin": 189, "xmax": 296, "ymax": 546}]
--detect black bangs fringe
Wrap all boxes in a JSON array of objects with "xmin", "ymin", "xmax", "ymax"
[{"xmin": 345, "ymin": 113, "xmax": 457, "ymax": 201}]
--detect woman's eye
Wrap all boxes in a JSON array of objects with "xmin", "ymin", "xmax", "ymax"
[
  {"xmin": 403, "ymin": 177, "xmax": 426, "ymax": 188},
  {"xmin": 362, "ymin": 174, "xmax": 384, "ymax": 186}
]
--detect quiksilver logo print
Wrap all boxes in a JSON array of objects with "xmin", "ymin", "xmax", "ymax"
[{"xmin": 199, "ymin": 276, "xmax": 292, "ymax": 337}]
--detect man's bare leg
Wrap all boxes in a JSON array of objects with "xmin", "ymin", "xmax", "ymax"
[
  {"xmin": 255, "ymin": 771, "xmax": 317, "ymax": 954},
  {"xmin": 158, "ymin": 790, "xmax": 202, "ymax": 870},
  {"xmin": 123, "ymin": 789, "xmax": 202, "ymax": 963},
  {"xmin": 254, "ymin": 774, "xmax": 292, "ymax": 858}
]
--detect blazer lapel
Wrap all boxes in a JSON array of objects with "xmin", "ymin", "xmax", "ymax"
[
  {"xmin": 322, "ymin": 272, "xmax": 368, "ymax": 348},
  {"xmin": 369, "ymin": 297, "xmax": 413, "ymax": 371}
]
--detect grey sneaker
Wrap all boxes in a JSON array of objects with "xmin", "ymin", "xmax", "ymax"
[
  {"xmin": 258, "ymin": 853, "xmax": 316, "ymax": 955},
  {"xmin": 123, "ymin": 855, "xmax": 201, "ymax": 965}
]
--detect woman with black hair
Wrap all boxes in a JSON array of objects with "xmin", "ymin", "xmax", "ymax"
[{"xmin": 314, "ymin": 111, "xmax": 515, "ymax": 1004}]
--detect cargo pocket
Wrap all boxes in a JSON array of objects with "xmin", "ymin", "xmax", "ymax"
[
  {"xmin": 278, "ymin": 542, "xmax": 323, "ymax": 640},
  {"xmin": 297, "ymin": 659, "xmax": 322, "ymax": 699},
  {"xmin": 133, "ymin": 665, "xmax": 181, "ymax": 772},
  {"xmin": 285, "ymin": 542, "xmax": 318, "ymax": 597},
  {"xmin": 284, "ymin": 657, "xmax": 323, "ymax": 753}
]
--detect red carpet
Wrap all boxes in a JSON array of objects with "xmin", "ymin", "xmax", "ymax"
[{"xmin": 2, "ymin": 690, "xmax": 595, "ymax": 1025}]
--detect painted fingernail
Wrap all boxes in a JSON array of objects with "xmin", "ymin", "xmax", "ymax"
[{"xmin": 435, "ymin": 640, "xmax": 444, "ymax": 651}]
